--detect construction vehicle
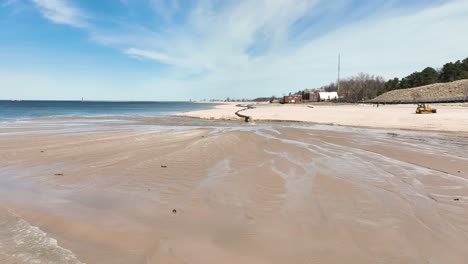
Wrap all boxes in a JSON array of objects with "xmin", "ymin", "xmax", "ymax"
[{"xmin": 415, "ymin": 103, "xmax": 437, "ymax": 114}]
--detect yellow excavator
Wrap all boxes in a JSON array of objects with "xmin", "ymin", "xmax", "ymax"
[{"xmin": 416, "ymin": 103, "xmax": 437, "ymax": 114}]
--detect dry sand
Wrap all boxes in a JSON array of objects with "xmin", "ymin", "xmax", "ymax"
[
  {"xmin": 1, "ymin": 119, "xmax": 468, "ymax": 263},
  {"xmin": 175, "ymin": 103, "xmax": 468, "ymax": 132}
]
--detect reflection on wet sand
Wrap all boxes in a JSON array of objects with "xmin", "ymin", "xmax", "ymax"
[{"xmin": 1, "ymin": 117, "xmax": 467, "ymax": 263}]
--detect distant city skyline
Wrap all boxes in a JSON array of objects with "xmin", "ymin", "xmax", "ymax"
[{"xmin": 1, "ymin": 0, "xmax": 467, "ymax": 101}]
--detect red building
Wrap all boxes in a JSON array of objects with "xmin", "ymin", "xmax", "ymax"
[{"xmin": 282, "ymin": 95, "xmax": 302, "ymax": 104}]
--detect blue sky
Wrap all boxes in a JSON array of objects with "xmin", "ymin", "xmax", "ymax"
[{"xmin": 1, "ymin": 0, "xmax": 467, "ymax": 101}]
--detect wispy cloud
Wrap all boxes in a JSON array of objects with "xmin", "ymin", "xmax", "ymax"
[
  {"xmin": 124, "ymin": 48, "xmax": 186, "ymax": 68},
  {"xmin": 105, "ymin": 0, "xmax": 323, "ymax": 72},
  {"xmin": 1, "ymin": 0, "xmax": 18, "ymax": 8},
  {"xmin": 31, "ymin": 0, "xmax": 88, "ymax": 28},
  {"xmin": 150, "ymin": 0, "xmax": 181, "ymax": 22},
  {"xmin": 96, "ymin": 0, "xmax": 468, "ymax": 99},
  {"xmin": 4, "ymin": 0, "xmax": 468, "ymax": 100}
]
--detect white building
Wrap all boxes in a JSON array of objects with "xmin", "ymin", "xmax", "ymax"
[{"xmin": 318, "ymin": 92, "xmax": 339, "ymax": 101}]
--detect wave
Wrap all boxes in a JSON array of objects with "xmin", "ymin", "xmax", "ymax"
[{"xmin": 0, "ymin": 209, "xmax": 84, "ymax": 264}]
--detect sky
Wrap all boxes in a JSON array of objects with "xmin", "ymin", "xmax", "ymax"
[{"xmin": 1, "ymin": 0, "xmax": 467, "ymax": 101}]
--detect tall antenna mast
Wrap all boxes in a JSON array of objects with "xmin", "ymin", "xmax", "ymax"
[{"xmin": 337, "ymin": 53, "xmax": 341, "ymax": 95}]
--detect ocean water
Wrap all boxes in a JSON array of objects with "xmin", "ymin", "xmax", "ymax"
[
  {"xmin": 0, "ymin": 100, "xmax": 215, "ymax": 120},
  {"xmin": 0, "ymin": 209, "xmax": 83, "ymax": 264}
]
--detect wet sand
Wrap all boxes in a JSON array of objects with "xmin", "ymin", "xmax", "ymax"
[{"xmin": 1, "ymin": 118, "xmax": 468, "ymax": 263}]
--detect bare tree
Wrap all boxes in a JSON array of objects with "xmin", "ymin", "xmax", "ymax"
[
  {"xmin": 338, "ymin": 73, "xmax": 385, "ymax": 101},
  {"xmin": 321, "ymin": 82, "xmax": 338, "ymax": 92}
]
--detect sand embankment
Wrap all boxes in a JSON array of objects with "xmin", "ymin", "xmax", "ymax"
[
  {"xmin": 372, "ymin": 79, "xmax": 468, "ymax": 102},
  {"xmin": 1, "ymin": 120, "xmax": 468, "ymax": 263},
  {"xmin": 175, "ymin": 103, "xmax": 468, "ymax": 132}
]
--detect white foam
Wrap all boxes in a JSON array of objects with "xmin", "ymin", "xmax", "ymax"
[{"xmin": 0, "ymin": 210, "xmax": 84, "ymax": 264}]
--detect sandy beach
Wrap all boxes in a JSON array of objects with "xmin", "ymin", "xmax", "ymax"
[
  {"xmin": 4, "ymin": 0, "xmax": 468, "ymax": 262},
  {"xmin": 1, "ymin": 117, "xmax": 468, "ymax": 263},
  {"xmin": 175, "ymin": 103, "xmax": 468, "ymax": 132}
]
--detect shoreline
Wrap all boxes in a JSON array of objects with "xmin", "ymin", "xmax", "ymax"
[
  {"xmin": 172, "ymin": 115, "xmax": 468, "ymax": 135},
  {"xmin": 173, "ymin": 102, "xmax": 468, "ymax": 133}
]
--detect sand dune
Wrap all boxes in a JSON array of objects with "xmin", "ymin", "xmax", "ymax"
[{"xmin": 372, "ymin": 79, "xmax": 468, "ymax": 102}]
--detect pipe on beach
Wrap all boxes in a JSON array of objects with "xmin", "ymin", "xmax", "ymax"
[{"xmin": 235, "ymin": 104, "xmax": 255, "ymax": 122}]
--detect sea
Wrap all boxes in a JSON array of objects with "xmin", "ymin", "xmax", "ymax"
[{"xmin": 0, "ymin": 100, "xmax": 215, "ymax": 120}]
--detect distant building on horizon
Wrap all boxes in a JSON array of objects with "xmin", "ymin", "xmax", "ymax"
[
  {"xmin": 282, "ymin": 95, "xmax": 302, "ymax": 104},
  {"xmin": 318, "ymin": 91, "xmax": 339, "ymax": 101},
  {"xmin": 304, "ymin": 91, "xmax": 338, "ymax": 102}
]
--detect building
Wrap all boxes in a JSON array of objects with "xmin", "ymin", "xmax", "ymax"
[
  {"xmin": 318, "ymin": 92, "xmax": 338, "ymax": 101},
  {"xmin": 282, "ymin": 95, "xmax": 302, "ymax": 104},
  {"xmin": 301, "ymin": 90, "xmax": 312, "ymax": 101},
  {"xmin": 304, "ymin": 91, "xmax": 338, "ymax": 102},
  {"xmin": 306, "ymin": 91, "xmax": 320, "ymax": 102}
]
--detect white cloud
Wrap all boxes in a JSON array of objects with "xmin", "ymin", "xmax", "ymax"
[
  {"xmin": 150, "ymin": 0, "xmax": 180, "ymax": 22},
  {"xmin": 1, "ymin": 0, "xmax": 18, "ymax": 8},
  {"xmin": 124, "ymin": 48, "xmax": 186, "ymax": 68},
  {"xmin": 107, "ymin": 0, "xmax": 468, "ymax": 99},
  {"xmin": 9, "ymin": 0, "xmax": 468, "ymax": 100},
  {"xmin": 107, "ymin": 0, "xmax": 323, "ymax": 75},
  {"xmin": 31, "ymin": 0, "xmax": 87, "ymax": 28}
]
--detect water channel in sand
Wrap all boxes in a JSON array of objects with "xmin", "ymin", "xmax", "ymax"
[{"xmin": 1, "ymin": 116, "xmax": 467, "ymax": 263}]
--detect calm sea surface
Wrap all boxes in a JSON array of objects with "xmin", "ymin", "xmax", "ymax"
[{"xmin": 0, "ymin": 101, "xmax": 215, "ymax": 120}]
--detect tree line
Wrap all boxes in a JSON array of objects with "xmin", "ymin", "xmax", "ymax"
[
  {"xmin": 316, "ymin": 57, "xmax": 468, "ymax": 101},
  {"xmin": 382, "ymin": 57, "xmax": 468, "ymax": 95},
  {"xmin": 319, "ymin": 73, "xmax": 385, "ymax": 101}
]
